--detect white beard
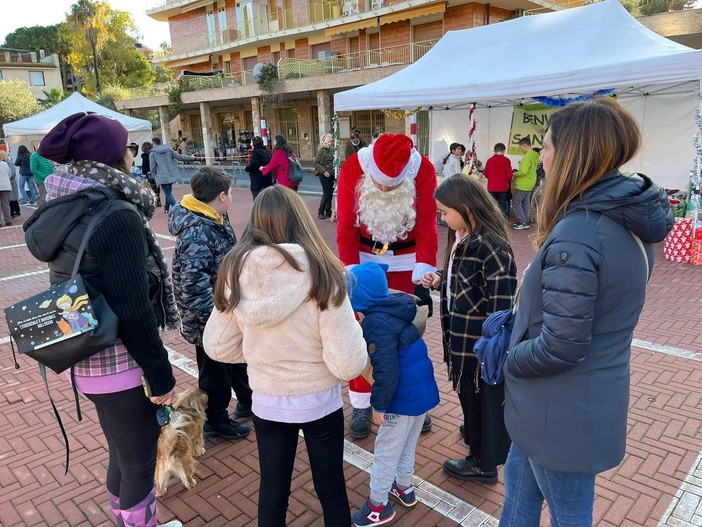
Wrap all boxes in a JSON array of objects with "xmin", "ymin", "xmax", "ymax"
[{"xmin": 355, "ymin": 174, "xmax": 417, "ymax": 244}]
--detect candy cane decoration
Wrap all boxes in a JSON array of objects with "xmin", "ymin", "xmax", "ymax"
[{"xmin": 466, "ymin": 103, "xmax": 477, "ymax": 176}]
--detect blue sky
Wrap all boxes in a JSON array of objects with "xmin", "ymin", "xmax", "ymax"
[{"xmin": 0, "ymin": 0, "xmax": 171, "ymax": 51}]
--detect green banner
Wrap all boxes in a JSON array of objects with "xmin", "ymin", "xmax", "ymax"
[{"xmin": 508, "ymin": 104, "xmax": 558, "ymax": 155}]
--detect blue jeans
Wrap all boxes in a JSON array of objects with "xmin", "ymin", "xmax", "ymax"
[
  {"xmin": 499, "ymin": 443, "xmax": 595, "ymax": 527},
  {"xmin": 20, "ymin": 175, "xmax": 36, "ymax": 203},
  {"xmin": 161, "ymin": 183, "xmax": 176, "ymax": 211}
]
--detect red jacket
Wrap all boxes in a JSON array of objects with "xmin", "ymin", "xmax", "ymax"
[
  {"xmin": 262, "ymin": 150, "xmax": 298, "ymax": 188},
  {"xmin": 484, "ymin": 154, "xmax": 513, "ymax": 193},
  {"xmin": 336, "ymin": 151, "xmax": 438, "ymax": 283}
]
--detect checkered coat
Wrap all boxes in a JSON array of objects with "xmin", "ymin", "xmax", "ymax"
[{"xmin": 439, "ymin": 231, "xmax": 517, "ymax": 391}]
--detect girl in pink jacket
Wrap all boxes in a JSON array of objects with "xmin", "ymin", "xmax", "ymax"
[{"xmin": 261, "ymin": 134, "xmax": 299, "ymax": 191}]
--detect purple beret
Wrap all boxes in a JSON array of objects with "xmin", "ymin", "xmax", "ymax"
[{"xmin": 38, "ymin": 112, "xmax": 129, "ymax": 166}]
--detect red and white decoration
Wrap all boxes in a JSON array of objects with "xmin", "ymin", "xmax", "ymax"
[{"xmin": 664, "ymin": 218, "xmax": 693, "ymax": 263}]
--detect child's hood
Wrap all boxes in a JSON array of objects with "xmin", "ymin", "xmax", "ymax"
[
  {"xmin": 234, "ymin": 243, "xmax": 313, "ymax": 328},
  {"xmin": 364, "ymin": 293, "xmax": 417, "ymax": 325}
]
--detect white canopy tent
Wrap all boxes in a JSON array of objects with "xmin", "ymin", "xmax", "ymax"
[
  {"xmin": 334, "ymin": 0, "xmax": 702, "ymax": 190},
  {"xmin": 3, "ymin": 92, "xmax": 153, "ymax": 166}
]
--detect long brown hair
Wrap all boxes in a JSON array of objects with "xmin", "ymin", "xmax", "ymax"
[
  {"xmin": 535, "ymin": 97, "xmax": 641, "ymax": 248},
  {"xmin": 435, "ymin": 175, "xmax": 513, "ymax": 273},
  {"xmin": 214, "ymin": 185, "xmax": 346, "ymax": 312}
]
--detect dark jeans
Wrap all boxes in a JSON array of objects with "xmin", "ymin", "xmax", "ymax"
[
  {"xmin": 457, "ymin": 358, "xmax": 510, "ymax": 473},
  {"xmin": 161, "ymin": 183, "xmax": 176, "ymax": 211},
  {"xmin": 490, "ymin": 191, "xmax": 510, "ymax": 216},
  {"xmin": 253, "ymin": 408, "xmax": 351, "ymax": 527},
  {"xmin": 251, "ymin": 189, "xmax": 260, "ymax": 200},
  {"xmin": 317, "ymin": 175, "xmax": 334, "ymax": 215},
  {"xmin": 84, "ymin": 386, "xmax": 160, "ymax": 509},
  {"xmin": 195, "ymin": 345, "xmax": 252, "ymax": 423}
]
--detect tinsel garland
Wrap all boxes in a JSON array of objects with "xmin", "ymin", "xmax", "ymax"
[
  {"xmin": 532, "ymin": 89, "xmax": 614, "ymax": 107},
  {"xmin": 332, "ymin": 113, "xmax": 340, "ymax": 178},
  {"xmin": 381, "ymin": 106, "xmax": 422, "ymax": 120},
  {"xmin": 465, "ymin": 103, "xmax": 477, "ymax": 176}
]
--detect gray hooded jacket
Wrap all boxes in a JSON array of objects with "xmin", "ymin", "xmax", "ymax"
[
  {"xmin": 504, "ymin": 172, "xmax": 673, "ymax": 474},
  {"xmin": 149, "ymin": 144, "xmax": 193, "ymax": 185}
]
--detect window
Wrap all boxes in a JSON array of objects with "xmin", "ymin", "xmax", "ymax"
[
  {"xmin": 207, "ymin": 11, "xmax": 216, "ymax": 47},
  {"xmin": 29, "ymin": 71, "xmax": 45, "ymax": 86},
  {"xmin": 218, "ymin": 7, "xmax": 227, "ymax": 30}
]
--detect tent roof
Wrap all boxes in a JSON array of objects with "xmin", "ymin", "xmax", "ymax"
[
  {"xmin": 334, "ymin": 0, "xmax": 702, "ymax": 111},
  {"xmin": 3, "ymin": 92, "xmax": 152, "ymax": 136}
]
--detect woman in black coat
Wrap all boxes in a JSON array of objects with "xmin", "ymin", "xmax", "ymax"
[{"xmin": 245, "ymin": 136, "xmax": 273, "ymax": 200}]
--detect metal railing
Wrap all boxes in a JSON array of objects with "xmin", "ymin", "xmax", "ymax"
[
  {"xmin": 180, "ymin": 73, "xmax": 240, "ymax": 91},
  {"xmin": 277, "ymin": 39, "xmax": 438, "ymax": 80}
]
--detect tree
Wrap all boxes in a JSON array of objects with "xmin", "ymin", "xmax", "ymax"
[
  {"xmin": 68, "ymin": 0, "xmax": 108, "ymax": 94},
  {"xmin": 39, "ymin": 88, "xmax": 67, "ymax": 109},
  {"xmin": 0, "ymin": 79, "xmax": 39, "ymax": 126},
  {"xmin": 620, "ymin": 0, "xmax": 695, "ymax": 16},
  {"xmin": 62, "ymin": 0, "xmax": 155, "ymax": 96}
]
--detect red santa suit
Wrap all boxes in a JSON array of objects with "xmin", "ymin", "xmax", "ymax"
[{"xmin": 337, "ymin": 133, "xmax": 438, "ymax": 409}]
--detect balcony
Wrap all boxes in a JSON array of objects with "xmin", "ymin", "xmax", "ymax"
[
  {"xmin": 0, "ymin": 50, "xmax": 59, "ymax": 67},
  {"xmin": 277, "ymin": 39, "xmax": 437, "ymax": 80},
  {"xmin": 180, "ymin": 73, "xmax": 240, "ymax": 91},
  {"xmin": 152, "ymin": 0, "xmax": 379, "ymax": 63}
]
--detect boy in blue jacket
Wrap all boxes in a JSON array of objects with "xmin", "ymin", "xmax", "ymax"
[{"xmin": 347, "ymin": 262, "xmax": 440, "ymax": 527}]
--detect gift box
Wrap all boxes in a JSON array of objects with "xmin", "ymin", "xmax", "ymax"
[
  {"xmin": 691, "ymin": 228, "xmax": 702, "ymax": 266},
  {"xmin": 664, "ymin": 218, "xmax": 692, "ymax": 263}
]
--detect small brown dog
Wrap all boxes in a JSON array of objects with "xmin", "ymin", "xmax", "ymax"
[{"xmin": 155, "ymin": 388, "xmax": 208, "ymax": 497}]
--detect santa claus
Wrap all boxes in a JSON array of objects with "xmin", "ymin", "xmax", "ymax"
[{"xmin": 337, "ymin": 133, "xmax": 438, "ymax": 438}]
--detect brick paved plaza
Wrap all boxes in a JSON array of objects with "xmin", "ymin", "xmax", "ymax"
[{"xmin": 1, "ymin": 185, "xmax": 702, "ymax": 527}]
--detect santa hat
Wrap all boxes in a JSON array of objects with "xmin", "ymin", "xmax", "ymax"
[{"xmin": 358, "ymin": 133, "xmax": 422, "ymax": 188}]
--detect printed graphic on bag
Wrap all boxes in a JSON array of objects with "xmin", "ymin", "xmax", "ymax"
[{"xmin": 4, "ymin": 277, "xmax": 99, "ymax": 354}]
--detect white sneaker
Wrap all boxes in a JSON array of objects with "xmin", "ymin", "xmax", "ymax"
[{"xmin": 157, "ymin": 521, "xmax": 183, "ymax": 527}]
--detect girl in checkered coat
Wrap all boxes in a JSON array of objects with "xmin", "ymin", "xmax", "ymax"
[{"xmin": 421, "ymin": 175, "xmax": 517, "ymax": 485}]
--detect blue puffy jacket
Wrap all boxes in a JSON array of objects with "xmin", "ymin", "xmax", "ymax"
[{"xmin": 361, "ymin": 293, "xmax": 440, "ymax": 416}]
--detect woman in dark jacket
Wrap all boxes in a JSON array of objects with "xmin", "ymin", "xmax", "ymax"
[
  {"xmin": 244, "ymin": 136, "xmax": 272, "ymax": 200},
  {"xmin": 141, "ymin": 141, "xmax": 161, "ymax": 207},
  {"xmin": 499, "ymin": 98, "xmax": 674, "ymax": 527},
  {"xmin": 25, "ymin": 113, "xmax": 182, "ymax": 527},
  {"xmin": 14, "ymin": 145, "xmax": 36, "ymax": 205},
  {"xmin": 313, "ymin": 133, "xmax": 335, "ymax": 220}
]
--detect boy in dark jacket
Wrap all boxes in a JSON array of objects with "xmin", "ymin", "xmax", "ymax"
[
  {"xmin": 168, "ymin": 167, "xmax": 252, "ymax": 440},
  {"xmin": 347, "ymin": 262, "xmax": 440, "ymax": 527}
]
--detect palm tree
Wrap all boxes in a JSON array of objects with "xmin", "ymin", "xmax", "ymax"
[
  {"xmin": 39, "ymin": 88, "xmax": 66, "ymax": 109},
  {"xmin": 69, "ymin": 0, "xmax": 103, "ymax": 94}
]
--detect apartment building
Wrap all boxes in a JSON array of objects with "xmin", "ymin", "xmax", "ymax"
[
  {"xmin": 117, "ymin": 0, "xmax": 574, "ymax": 163},
  {"xmin": 0, "ymin": 49, "xmax": 63, "ymax": 99}
]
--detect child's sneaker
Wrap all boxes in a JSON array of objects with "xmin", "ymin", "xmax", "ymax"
[
  {"xmin": 353, "ymin": 498, "xmax": 396, "ymax": 526},
  {"xmin": 389, "ymin": 481, "xmax": 417, "ymax": 508}
]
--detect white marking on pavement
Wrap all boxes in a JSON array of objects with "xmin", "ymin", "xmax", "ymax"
[
  {"xmin": 156, "ymin": 233, "xmax": 176, "ymax": 241},
  {"xmin": 164, "ymin": 346, "xmax": 498, "ymax": 526},
  {"xmin": 0, "ymin": 243, "xmax": 27, "ymax": 251},
  {"xmin": 632, "ymin": 339, "xmax": 702, "ymax": 362},
  {"xmin": 0, "ymin": 269, "xmax": 49, "ymax": 282},
  {"xmin": 658, "ymin": 452, "xmax": 702, "ymax": 526}
]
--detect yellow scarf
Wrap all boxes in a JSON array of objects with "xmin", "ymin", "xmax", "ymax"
[{"xmin": 180, "ymin": 194, "xmax": 224, "ymax": 225}]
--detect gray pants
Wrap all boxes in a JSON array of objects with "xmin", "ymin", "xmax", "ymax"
[
  {"xmin": 512, "ymin": 189, "xmax": 532, "ymax": 225},
  {"xmin": 0, "ymin": 191, "xmax": 10, "ymax": 224},
  {"xmin": 370, "ymin": 412, "xmax": 426, "ymax": 504}
]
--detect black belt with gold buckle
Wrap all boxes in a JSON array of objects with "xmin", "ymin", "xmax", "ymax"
[{"xmin": 360, "ymin": 236, "xmax": 416, "ymax": 255}]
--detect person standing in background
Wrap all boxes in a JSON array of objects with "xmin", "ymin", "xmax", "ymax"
[
  {"xmin": 245, "ymin": 136, "xmax": 273, "ymax": 200},
  {"xmin": 345, "ymin": 128, "xmax": 367, "ymax": 160},
  {"xmin": 150, "ymin": 137, "xmax": 195, "ymax": 214},
  {"xmin": 261, "ymin": 135, "xmax": 299, "ymax": 192},
  {"xmin": 14, "ymin": 145, "xmax": 36, "ymax": 205},
  {"xmin": 29, "ymin": 149, "xmax": 54, "ymax": 207},
  {"xmin": 483, "ymin": 143, "xmax": 513, "ymax": 216},
  {"xmin": 313, "ymin": 133, "xmax": 335, "ymax": 220},
  {"xmin": 511, "ymin": 137, "xmax": 539, "ymax": 230}
]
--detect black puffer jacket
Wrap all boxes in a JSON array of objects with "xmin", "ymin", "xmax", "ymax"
[
  {"xmin": 505, "ymin": 172, "xmax": 673, "ymax": 474},
  {"xmin": 245, "ymin": 146, "xmax": 273, "ymax": 192}
]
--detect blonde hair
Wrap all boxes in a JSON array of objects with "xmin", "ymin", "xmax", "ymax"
[
  {"xmin": 56, "ymin": 294, "xmax": 89, "ymax": 311},
  {"xmin": 0, "ymin": 150, "xmax": 7, "ymax": 161},
  {"xmin": 214, "ymin": 185, "xmax": 347, "ymax": 312},
  {"xmin": 535, "ymin": 97, "xmax": 641, "ymax": 248}
]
